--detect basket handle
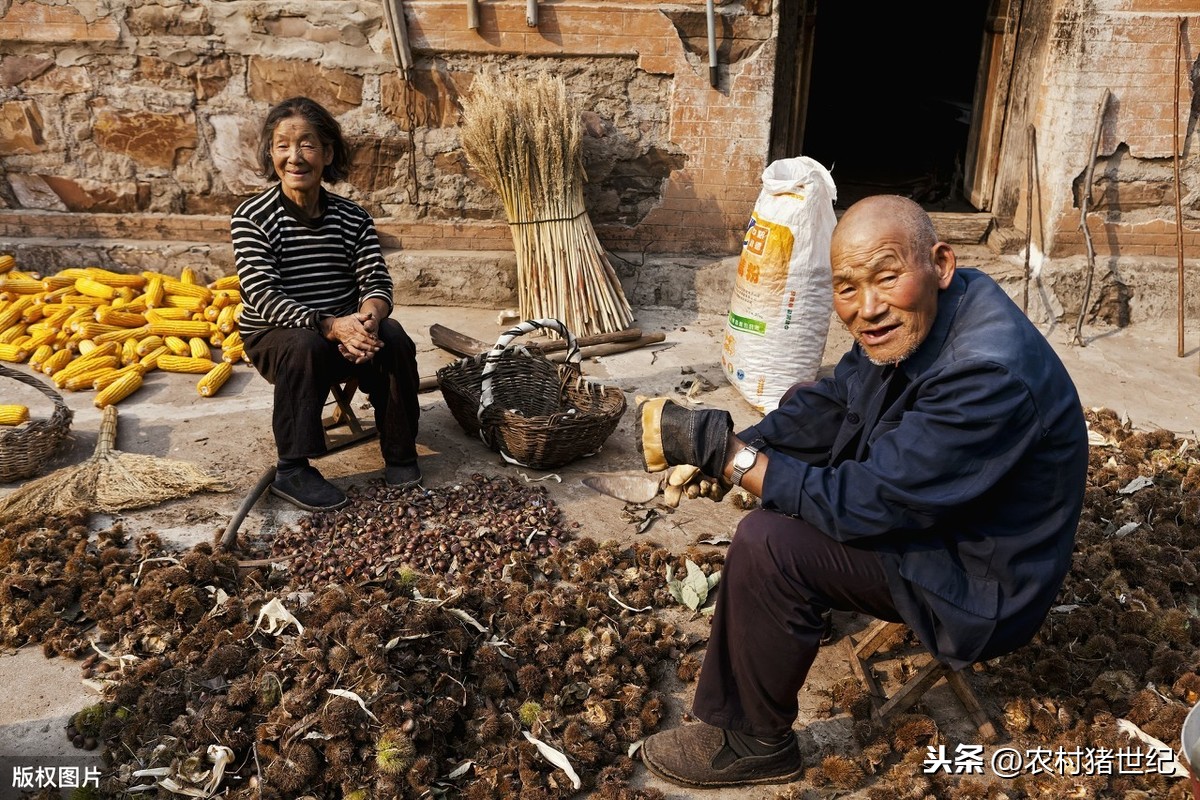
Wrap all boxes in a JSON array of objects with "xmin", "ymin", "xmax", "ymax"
[{"xmin": 478, "ymin": 318, "xmax": 581, "ymax": 422}]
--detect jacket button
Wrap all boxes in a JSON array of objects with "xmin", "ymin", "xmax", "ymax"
[{"xmin": 846, "ymin": 412, "xmax": 860, "ymax": 424}]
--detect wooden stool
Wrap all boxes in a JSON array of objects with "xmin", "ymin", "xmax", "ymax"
[
  {"xmin": 219, "ymin": 378, "xmax": 378, "ymax": 550},
  {"xmin": 322, "ymin": 377, "xmax": 378, "ymax": 452},
  {"xmin": 844, "ymin": 619, "xmax": 998, "ymax": 743}
]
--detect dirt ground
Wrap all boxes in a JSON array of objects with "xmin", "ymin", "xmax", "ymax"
[{"xmin": 1, "ymin": 297, "xmax": 1198, "ymax": 799}]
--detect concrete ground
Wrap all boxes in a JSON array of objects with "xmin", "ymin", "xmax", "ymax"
[{"xmin": 1, "ymin": 287, "xmax": 1198, "ymax": 799}]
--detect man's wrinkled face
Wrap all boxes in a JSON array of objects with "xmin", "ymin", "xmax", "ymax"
[{"xmin": 831, "ymin": 228, "xmax": 954, "ymax": 366}]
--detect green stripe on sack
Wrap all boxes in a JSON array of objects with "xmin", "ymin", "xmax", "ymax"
[{"xmin": 728, "ymin": 313, "xmax": 767, "ymax": 336}]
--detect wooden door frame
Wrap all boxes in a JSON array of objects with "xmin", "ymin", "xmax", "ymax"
[{"xmin": 769, "ymin": 0, "xmax": 1023, "ymax": 215}]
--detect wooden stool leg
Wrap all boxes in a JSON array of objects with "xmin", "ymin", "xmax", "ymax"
[{"xmin": 946, "ymin": 670, "xmax": 999, "ymax": 743}]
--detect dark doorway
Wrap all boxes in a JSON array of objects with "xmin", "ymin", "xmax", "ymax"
[{"xmin": 796, "ymin": 2, "xmax": 990, "ymax": 211}]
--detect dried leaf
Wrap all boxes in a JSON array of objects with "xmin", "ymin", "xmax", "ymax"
[
  {"xmin": 326, "ymin": 689, "xmax": 379, "ymax": 722},
  {"xmin": 447, "ymin": 760, "xmax": 474, "ymax": 779},
  {"xmin": 253, "ymin": 598, "xmax": 304, "ymax": 636},
  {"xmin": 1118, "ymin": 476, "xmax": 1154, "ymax": 495},
  {"xmin": 446, "ymin": 607, "xmax": 488, "ymax": 633},
  {"xmin": 1116, "ymin": 718, "xmax": 1189, "ymax": 778},
  {"xmin": 521, "ymin": 731, "xmax": 581, "ymax": 789}
]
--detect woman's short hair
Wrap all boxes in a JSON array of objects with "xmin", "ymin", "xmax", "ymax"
[{"xmin": 257, "ymin": 96, "xmax": 350, "ymax": 184}]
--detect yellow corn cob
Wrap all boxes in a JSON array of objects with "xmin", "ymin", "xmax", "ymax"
[
  {"xmin": 41, "ymin": 348, "xmax": 73, "ymax": 375},
  {"xmin": 63, "ymin": 363, "xmax": 118, "ymax": 391},
  {"xmin": 0, "ymin": 343, "xmax": 30, "ymax": 362},
  {"xmin": 0, "ymin": 296, "xmax": 33, "ymax": 330},
  {"xmin": 144, "ymin": 307, "xmax": 192, "ymax": 322},
  {"xmin": 7, "ymin": 270, "xmax": 38, "ymax": 280},
  {"xmin": 60, "ymin": 294, "xmax": 107, "ymax": 307},
  {"xmin": 144, "ymin": 275, "xmax": 165, "ymax": 308},
  {"xmin": 197, "ymin": 361, "xmax": 233, "ymax": 397},
  {"xmin": 188, "ymin": 337, "xmax": 211, "ymax": 360},
  {"xmin": 121, "ymin": 337, "xmax": 139, "ymax": 365},
  {"xmin": 84, "ymin": 268, "xmax": 146, "ymax": 289},
  {"xmin": 0, "ymin": 278, "xmax": 45, "ymax": 296},
  {"xmin": 74, "ymin": 277, "xmax": 117, "ymax": 300},
  {"xmin": 139, "ymin": 345, "xmax": 168, "ymax": 370},
  {"xmin": 94, "ymin": 370, "xmax": 143, "ymax": 408},
  {"xmin": 163, "ymin": 279, "xmax": 213, "ymax": 303},
  {"xmin": 73, "ymin": 322, "xmax": 122, "ymax": 340},
  {"xmin": 114, "ymin": 294, "xmax": 148, "ymax": 312},
  {"xmin": 41, "ymin": 276, "xmax": 75, "ymax": 292},
  {"xmin": 221, "ymin": 340, "xmax": 245, "ymax": 364},
  {"xmin": 203, "ymin": 304, "xmax": 221, "ymax": 322},
  {"xmin": 209, "ymin": 330, "xmax": 225, "ymax": 347},
  {"xmin": 52, "ymin": 341, "xmax": 118, "ymax": 380},
  {"xmin": 163, "ymin": 294, "xmax": 205, "ymax": 312},
  {"xmin": 180, "ymin": 267, "xmax": 198, "ymax": 285},
  {"xmin": 135, "ymin": 335, "xmax": 165, "ymax": 356},
  {"xmin": 147, "ymin": 320, "xmax": 213, "ymax": 338},
  {"xmin": 157, "ymin": 355, "xmax": 216, "ymax": 374},
  {"xmin": 212, "ymin": 289, "xmax": 240, "ymax": 307},
  {"xmin": 37, "ymin": 306, "xmax": 74, "ymax": 332},
  {"xmin": 163, "ymin": 335, "xmax": 191, "ymax": 356},
  {"xmin": 26, "ymin": 329, "xmax": 56, "ymax": 349},
  {"xmin": 0, "ymin": 322, "xmax": 28, "ymax": 344},
  {"xmin": 28, "ymin": 343, "xmax": 54, "ymax": 370},
  {"xmin": 54, "ymin": 355, "xmax": 118, "ymax": 387},
  {"xmin": 21, "ymin": 304, "xmax": 46, "ymax": 323},
  {"xmin": 0, "ymin": 404, "xmax": 29, "ymax": 425},
  {"xmin": 94, "ymin": 363, "xmax": 146, "ymax": 391},
  {"xmin": 77, "ymin": 339, "xmax": 99, "ymax": 356},
  {"xmin": 55, "ymin": 268, "xmax": 92, "ymax": 281},
  {"xmin": 36, "ymin": 286, "xmax": 75, "ymax": 305},
  {"xmin": 216, "ymin": 304, "xmax": 238, "ymax": 334},
  {"xmin": 209, "ymin": 274, "xmax": 241, "ymax": 290},
  {"xmin": 0, "ymin": 255, "xmax": 15, "ymax": 274},
  {"xmin": 93, "ymin": 324, "xmax": 150, "ymax": 344}
]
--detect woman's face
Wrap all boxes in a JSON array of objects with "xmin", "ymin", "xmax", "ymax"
[{"xmin": 270, "ymin": 114, "xmax": 333, "ymax": 201}]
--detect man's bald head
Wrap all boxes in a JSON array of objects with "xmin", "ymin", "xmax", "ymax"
[{"xmin": 832, "ymin": 195, "xmax": 938, "ymax": 260}]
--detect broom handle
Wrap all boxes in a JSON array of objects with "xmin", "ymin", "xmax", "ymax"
[{"xmin": 96, "ymin": 405, "xmax": 119, "ymax": 458}]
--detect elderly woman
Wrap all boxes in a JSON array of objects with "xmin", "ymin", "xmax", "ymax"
[{"xmin": 231, "ymin": 96, "xmax": 421, "ymax": 511}]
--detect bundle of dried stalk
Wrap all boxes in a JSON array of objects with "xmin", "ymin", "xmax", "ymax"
[{"xmin": 460, "ymin": 70, "xmax": 634, "ymax": 338}]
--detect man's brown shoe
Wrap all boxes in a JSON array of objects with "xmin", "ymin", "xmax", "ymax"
[{"xmin": 640, "ymin": 722, "xmax": 803, "ymax": 788}]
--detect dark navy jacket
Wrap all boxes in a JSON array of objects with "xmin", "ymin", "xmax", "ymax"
[{"xmin": 740, "ymin": 268, "xmax": 1088, "ymax": 669}]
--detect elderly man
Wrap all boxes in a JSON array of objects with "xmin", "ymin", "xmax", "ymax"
[{"xmin": 637, "ymin": 194, "xmax": 1089, "ymax": 788}]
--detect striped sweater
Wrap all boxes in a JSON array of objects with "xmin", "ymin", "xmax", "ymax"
[{"xmin": 231, "ymin": 185, "xmax": 393, "ymax": 337}]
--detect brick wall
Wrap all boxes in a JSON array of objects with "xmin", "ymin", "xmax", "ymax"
[
  {"xmin": 1033, "ymin": 2, "xmax": 1200, "ymax": 259},
  {"xmin": 0, "ymin": 0, "xmax": 776, "ymax": 264}
]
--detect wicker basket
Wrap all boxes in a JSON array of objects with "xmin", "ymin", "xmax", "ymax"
[
  {"xmin": 0, "ymin": 363, "xmax": 73, "ymax": 483},
  {"xmin": 437, "ymin": 318, "xmax": 627, "ymax": 470}
]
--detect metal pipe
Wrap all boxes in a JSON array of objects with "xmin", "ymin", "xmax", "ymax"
[
  {"xmin": 467, "ymin": 0, "xmax": 480, "ymax": 30},
  {"xmin": 527, "ymin": 0, "xmax": 537, "ymax": 27},
  {"xmin": 706, "ymin": 0, "xmax": 718, "ymax": 88}
]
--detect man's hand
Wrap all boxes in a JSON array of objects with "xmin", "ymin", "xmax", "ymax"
[{"xmin": 636, "ymin": 397, "xmax": 733, "ymax": 480}]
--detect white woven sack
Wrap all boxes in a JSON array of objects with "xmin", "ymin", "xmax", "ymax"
[{"xmin": 721, "ymin": 157, "xmax": 837, "ymax": 413}]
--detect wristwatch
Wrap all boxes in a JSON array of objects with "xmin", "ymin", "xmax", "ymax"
[{"xmin": 729, "ymin": 438, "xmax": 764, "ymax": 487}]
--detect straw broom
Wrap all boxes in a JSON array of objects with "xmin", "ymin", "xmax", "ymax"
[
  {"xmin": 0, "ymin": 405, "xmax": 227, "ymax": 526},
  {"xmin": 459, "ymin": 70, "xmax": 634, "ymax": 338}
]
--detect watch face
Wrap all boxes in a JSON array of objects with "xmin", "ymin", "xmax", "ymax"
[{"xmin": 734, "ymin": 448, "xmax": 756, "ymax": 469}]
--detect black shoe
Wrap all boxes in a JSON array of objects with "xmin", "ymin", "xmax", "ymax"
[
  {"xmin": 384, "ymin": 461, "xmax": 422, "ymax": 489},
  {"xmin": 270, "ymin": 466, "xmax": 348, "ymax": 511}
]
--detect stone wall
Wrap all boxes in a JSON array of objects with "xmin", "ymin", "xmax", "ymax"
[{"xmin": 0, "ymin": 0, "xmax": 776, "ymax": 289}]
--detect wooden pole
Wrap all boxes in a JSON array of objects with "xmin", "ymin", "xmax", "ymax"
[
  {"xmin": 467, "ymin": 0, "xmax": 480, "ymax": 30},
  {"xmin": 1072, "ymin": 89, "xmax": 1110, "ymax": 348},
  {"xmin": 1174, "ymin": 16, "xmax": 1186, "ymax": 358}
]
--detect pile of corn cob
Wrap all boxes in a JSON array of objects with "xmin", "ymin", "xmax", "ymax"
[{"xmin": 0, "ymin": 254, "xmax": 247, "ymax": 415}]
